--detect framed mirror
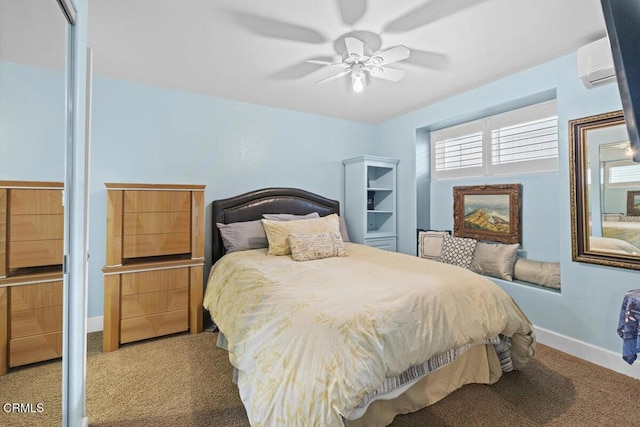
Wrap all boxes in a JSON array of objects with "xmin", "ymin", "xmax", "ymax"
[{"xmin": 569, "ymin": 110, "xmax": 640, "ymax": 270}]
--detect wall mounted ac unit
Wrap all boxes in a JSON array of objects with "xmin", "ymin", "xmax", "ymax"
[{"xmin": 577, "ymin": 37, "xmax": 616, "ymax": 88}]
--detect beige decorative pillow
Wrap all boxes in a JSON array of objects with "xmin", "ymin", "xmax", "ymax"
[
  {"xmin": 470, "ymin": 241, "xmax": 520, "ymax": 281},
  {"xmin": 288, "ymin": 232, "xmax": 348, "ymax": 261},
  {"xmin": 262, "ymin": 214, "xmax": 340, "ymax": 255},
  {"xmin": 513, "ymin": 258, "xmax": 561, "ymax": 289},
  {"xmin": 418, "ymin": 231, "xmax": 449, "ymax": 260}
]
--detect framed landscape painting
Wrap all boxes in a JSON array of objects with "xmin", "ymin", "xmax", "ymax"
[
  {"xmin": 627, "ymin": 190, "xmax": 640, "ymax": 216},
  {"xmin": 453, "ymin": 184, "xmax": 522, "ymax": 244}
]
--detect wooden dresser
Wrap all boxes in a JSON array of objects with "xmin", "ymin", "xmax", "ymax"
[
  {"xmin": 0, "ymin": 180, "xmax": 64, "ymax": 375},
  {"xmin": 102, "ymin": 183, "xmax": 205, "ymax": 352}
]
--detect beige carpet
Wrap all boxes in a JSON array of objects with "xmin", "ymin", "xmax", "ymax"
[{"xmin": 1, "ymin": 331, "xmax": 639, "ymax": 426}]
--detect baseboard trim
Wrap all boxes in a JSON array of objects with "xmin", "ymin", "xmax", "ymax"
[
  {"xmin": 85, "ymin": 316, "xmax": 639, "ymax": 379},
  {"xmin": 534, "ymin": 325, "xmax": 640, "ymax": 380},
  {"xmin": 87, "ymin": 316, "xmax": 103, "ymax": 334}
]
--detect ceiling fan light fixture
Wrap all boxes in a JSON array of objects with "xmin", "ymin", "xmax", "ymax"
[
  {"xmin": 352, "ymin": 63, "xmax": 365, "ymax": 93},
  {"xmin": 352, "ymin": 76, "xmax": 365, "ymax": 93}
]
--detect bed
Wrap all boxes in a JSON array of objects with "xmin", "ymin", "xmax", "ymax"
[
  {"xmin": 204, "ymin": 187, "xmax": 536, "ymax": 426},
  {"xmin": 601, "ymin": 219, "xmax": 640, "ymax": 249}
]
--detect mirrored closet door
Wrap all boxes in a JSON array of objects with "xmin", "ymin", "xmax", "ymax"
[{"xmin": 0, "ymin": 1, "xmax": 70, "ymax": 425}]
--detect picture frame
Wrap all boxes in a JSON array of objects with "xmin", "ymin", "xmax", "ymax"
[
  {"xmin": 453, "ymin": 184, "xmax": 522, "ymax": 244},
  {"xmin": 627, "ymin": 190, "xmax": 640, "ymax": 216}
]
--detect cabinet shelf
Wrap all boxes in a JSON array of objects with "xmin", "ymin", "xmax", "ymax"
[{"xmin": 344, "ymin": 156, "xmax": 399, "ymax": 252}]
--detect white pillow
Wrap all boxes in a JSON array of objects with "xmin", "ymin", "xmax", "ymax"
[{"xmin": 418, "ymin": 231, "xmax": 449, "ymax": 261}]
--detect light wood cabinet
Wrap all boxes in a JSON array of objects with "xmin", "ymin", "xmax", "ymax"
[
  {"xmin": 343, "ymin": 156, "xmax": 399, "ymax": 252},
  {"xmin": 102, "ymin": 183, "xmax": 205, "ymax": 352},
  {"xmin": 0, "ymin": 181, "xmax": 64, "ymax": 375}
]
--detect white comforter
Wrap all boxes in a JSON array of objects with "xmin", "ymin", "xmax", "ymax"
[{"xmin": 203, "ymin": 243, "xmax": 535, "ymax": 426}]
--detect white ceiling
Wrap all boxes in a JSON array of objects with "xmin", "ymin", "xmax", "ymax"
[{"xmin": 1, "ymin": 0, "xmax": 607, "ymax": 124}]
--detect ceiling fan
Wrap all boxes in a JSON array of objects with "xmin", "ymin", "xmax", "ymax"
[{"xmin": 307, "ymin": 37, "xmax": 410, "ymax": 93}]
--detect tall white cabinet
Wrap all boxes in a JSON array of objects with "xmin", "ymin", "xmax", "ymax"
[{"xmin": 343, "ymin": 156, "xmax": 399, "ymax": 252}]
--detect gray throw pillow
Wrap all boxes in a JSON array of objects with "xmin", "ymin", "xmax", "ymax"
[
  {"xmin": 217, "ymin": 220, "xmax": 268, "ymax": 253},
  {"xmin": 262, "ymin": 212, "xmax": 320, "ymax": 221},
  {"xmin": 470, "ymin": 241, "xmax": 520, "ymax": 281},
  {"xmin": 338, "ymin": 216, "xmax": 350, "ymax": 243}
]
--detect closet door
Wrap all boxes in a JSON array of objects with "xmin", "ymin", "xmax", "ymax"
[{"xmin": 0, "ymin": 2, "xmax": 89, "ymax": 427}]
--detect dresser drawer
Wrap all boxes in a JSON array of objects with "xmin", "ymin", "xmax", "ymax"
[
  {"xmin": 10, "ymin": 213, "xmax": 64, "ymax": 241},
  {"xmin": 11, "ymin": 306, "xmax": 63, "ymax": 339},
  {"xmin": 9, "ymin": 239, "xmax": 63, "ymax": 269},
  {"xmin": 123, "ymin": 211, "xmax": 190, "ymax": 236},
  {"xmin": 10, "ymin": 281, "xmax": 63, "ymax": 312},
  {"xmin": 123, "ymin": 190, "xmax": 190, "ymax": 213},
  {"xmin": 123, "ymin": 232, "xmax": 191, "ymax": 258},
  {"xmin": 9, "ymin": 331, "xmax": 63, "ymax": 367},
  {"xmin": 121, "ymin": 268, "xmax": 189, "ymax": 295},
  {"xmin": 120, "ymin": 310, "xmax": 188, "ymax": 344},
  {"xmin": 10, "ymin": 189, "xmax": 63, "ymax": 215},
  {"xmin": 121, "ymin": 288, "xmax": 189, "ymax": 319}
]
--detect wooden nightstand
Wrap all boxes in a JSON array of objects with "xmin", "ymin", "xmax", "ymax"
[
  {"xmin": 0, "ymin": 181, "xmax": 64, "ymax": 375},
  {"xmin": 102, "ymin": 183, "xmax": 205, "ymax": 352}
]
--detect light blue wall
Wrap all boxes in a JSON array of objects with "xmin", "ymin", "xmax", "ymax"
[
  {"xmin": 1, "ymin": 61, "xmax": 377, "ymax": 319},
  {"xmin": 374, "ymin": 52, "xmax": 639, "ymax": 354},
  {"xmin": 0, "ymin": 61, "xmax": 65, "ymax": 181},
  {"xmin": 88, "ymin": 78, "xmax": 377, "ymax": 318},
  {"xmin": 5, "ymin": 51, "xmax": 640, "ymax": 355}
]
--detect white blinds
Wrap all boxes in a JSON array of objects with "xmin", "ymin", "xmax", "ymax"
[
  {"xmin": 434, "ymin": 131, "xmax": 483, "ymax": 171},
  {"xmin": 607, "ymin": 162, "xmax": 640, "ymax": 185},
  {"xmin": 491, "ymin": 116, "xmax": 558, "ymax": 165},
  {"xmin": 431, "ymin": 100, "xmax": 558, "ymax": 179}
]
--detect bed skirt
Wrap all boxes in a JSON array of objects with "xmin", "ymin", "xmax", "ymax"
[
  {"xmin": 217, "ymin": 332, "xmax": 502, "ymax": 426},
  {"xmin": 346, "ymin": 343, "xmax": 502, "ymax": 426}
]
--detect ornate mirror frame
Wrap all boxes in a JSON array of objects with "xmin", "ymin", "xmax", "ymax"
[{"xmin": 569, "ymin": 110, "xmax": 640, "ymax": 271}]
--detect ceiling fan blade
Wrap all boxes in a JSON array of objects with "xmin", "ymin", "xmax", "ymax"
[
  {"xmin": 345, "ymin": 37, "xmax": 364, "ymax": 61},
  {"xmin": 336, "ymin": 0, "xmax": 367, "ymax": 25},
  {"xmin": 272, "ymin": 61, "xmax": 326, "ymax": 80},
  {"xmin": 306, "ymin": 59, "xmax": 344, "ymax": 67},
  {"xmin": 369, "ymin": 45, "xmax": 410, "ymax": 66},
  {"xmin": 404, "ymin": 49, "xmax": 449, "ymax": 70},
  {"xmin": 383, "ymin": 0, "xmax": 490, "ymax": 33},
  {"xmin": 368, "ymin": 66, "xmax": 405, "ymax": 82},
  {"xmin": 316, "ymin": 69, "xmax": 352, "ymax": 84},
  {"xmin": 231, "ymin": 11, "xmax": 327, "ymax": 44}
]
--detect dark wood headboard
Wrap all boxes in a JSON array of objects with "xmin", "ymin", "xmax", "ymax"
[{"xmin": 211, "ymin": 187, "xmax": 340, "ymax": 265}]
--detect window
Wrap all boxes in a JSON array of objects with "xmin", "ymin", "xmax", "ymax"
[
  {"xmin": 605, "ymin": 160, "xmax": 640, "ymax": 186},
  {"xmin": 431, "ymin": 101, "xmax": 558, "ymax": 180}
]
